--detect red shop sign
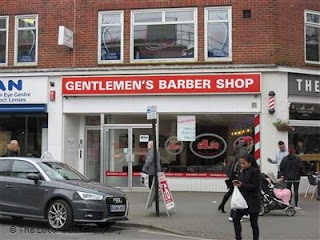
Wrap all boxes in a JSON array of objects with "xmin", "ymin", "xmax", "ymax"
[{"xmin": 62, "ymin": 73, "xmax": 261, "ymax": 96}]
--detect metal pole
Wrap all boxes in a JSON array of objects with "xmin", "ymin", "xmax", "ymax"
[{"xmin": 152, "ymin": 118, "xmax": 160, "ymax": 217}]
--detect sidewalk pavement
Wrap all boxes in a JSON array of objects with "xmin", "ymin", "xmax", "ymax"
[{"xmin": 118, "ymin": 190, "xmax": 320, "ymax": 240}]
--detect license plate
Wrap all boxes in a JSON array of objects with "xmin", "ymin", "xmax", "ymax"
[{"xmin": 110, "ymin": 204, "xmax": 126, "ymax": 212}]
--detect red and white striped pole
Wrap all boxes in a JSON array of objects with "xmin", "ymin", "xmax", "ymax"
[
  {"xmin": 254, "ymin": 114, "xmax": 261, "ymax": 166},
  {"xmin": 268, "ymin": 91, "xmax": 275, "ymax": 114}
]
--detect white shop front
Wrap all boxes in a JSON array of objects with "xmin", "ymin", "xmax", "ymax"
[{"xmin": 51, "ymin": 71, "xmax": 265, "ymax": 192}]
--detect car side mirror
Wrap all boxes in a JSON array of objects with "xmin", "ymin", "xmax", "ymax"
[{"xmin": 27, "ymin": 173, "xmax": 40, "ymax": 183}]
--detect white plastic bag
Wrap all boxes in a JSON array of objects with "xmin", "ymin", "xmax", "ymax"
[
  {"xmin": 231, "ymin": 186, "xmax": 248, "ymax": 209},
  {"xmin": 140, "ymin": 172, "xmax": 149, "ymax": 187}
]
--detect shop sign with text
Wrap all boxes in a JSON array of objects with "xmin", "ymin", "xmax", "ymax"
[
  {"xmin": 0, "ymin": 77, "xmax": 48, "ymax": 104},
  {"xmin": 62, "ymin": 73, "xmax": 261, "ymax": 96}
]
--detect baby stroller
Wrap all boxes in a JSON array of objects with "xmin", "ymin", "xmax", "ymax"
[{"xmin": 259, "ymin": 173, "xmax": 295, "ymax": 217}]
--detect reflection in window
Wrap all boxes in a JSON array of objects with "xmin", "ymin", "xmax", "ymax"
[
  {"xmin": 15, "ymin": 15, "xmax": 38, "ymax": 64},
  {"xmin": 132, "ymin": 9, "xmax": 196, "ymax": 61},
  {"xmin": 305, "ymin": 11, "xmax": 320, "ymax": 63},
  {"xmin": 99, "ymin": 11, "xmax": 123, "ymax": 62},
  {"xmin": 0, "ymin": 17, "xmax": 8, "ymax": 64},
  {"xmin": 205, "ymin": 7, "xmax": 232, "ymax": 60},
  {"xmin": 289, "ymin": 127, "xmax": 320, "ymax": 155}
]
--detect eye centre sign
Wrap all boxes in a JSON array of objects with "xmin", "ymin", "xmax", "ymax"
[
  {"xmin": 62, "ymin": 73, "xmax": 261, "ymax": 95},
  {"xmin": 177, "ymin": 116, "xmax": 196, "ymax": 141}
]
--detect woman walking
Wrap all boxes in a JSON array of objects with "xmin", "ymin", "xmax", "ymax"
[{"xmin": 232, "ymin": 154, "xmax": 261, "ymax": 240}]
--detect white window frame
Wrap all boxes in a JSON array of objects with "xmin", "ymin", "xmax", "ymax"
[
  {"xmin": 0, "ymin": 16, "xmax": 9, "ymax": 66},
  {"xmin": 304, "ymin": 10, "xmax": 320, "ymax": 65},
  {"xmin": 205, "ymin": 7, "xmax": 232, "ymax": 62},
  {"xmin": 98, "ymin": 11, "xmax": 124, "ymax": 64},
  {"xmin": 14, "ymin": 14, "xmax": 38, "ymax": 66},
  {"xmin": 130, "ymin": 8, "xmax": 198, "ymax": 63}
]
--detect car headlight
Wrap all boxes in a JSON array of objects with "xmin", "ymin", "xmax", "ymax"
[{"xmin": 77, "ymin": 191, "xmax": 103, "ymax": 200}]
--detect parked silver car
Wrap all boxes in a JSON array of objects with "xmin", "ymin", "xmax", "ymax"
[{"xmin": 0, "ymin": 157, "xmax": 128, "ymax": 230}]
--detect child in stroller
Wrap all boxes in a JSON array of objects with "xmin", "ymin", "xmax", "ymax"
[{"xmin": 259, "ymin": 173, "xmax": 295, "ymax": 216}]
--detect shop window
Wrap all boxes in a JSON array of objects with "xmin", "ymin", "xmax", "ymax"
[
  {"xmin": 98, "ymin": 11, "xmax": 123, "ymax": 63},
  {"xmin": 0, "ymin": 16, "xmax": 8, "ymax": 65},
  {"xmin": 205, "ymin": 7, "xmax": 232, "ymax": 61},
  {"xmin": 305, "ymin": 10, "xmax": 320, "ymax": 64},
  {"xmin": 131, "ymin": 8, "xmax": 197, "ymax": 62},
  {"xmin": 0, "ymin": 113, "xmax": 47, "ymax": 157},
  {"xmin": 14, "ymin": 15, "xmax": 38, "ymax": 65},
  {"xmin": 158, "ymin": 114, "xmax": 254, "ymax": 174},
  {"xmin": 289, "ymin": 126, "xmax": 320, "ymax": 173}
]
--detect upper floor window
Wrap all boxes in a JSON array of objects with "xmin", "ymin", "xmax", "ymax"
[
  {"xmin": 0, "ymin": 16, "xmax": 9, "ymax": 65},
  {"xmin": 205, "ymin": 7, "xmax": 232, "ymax": 61},
  {"xmin": 15, "ymin": 15, "xmax": 38, "ymax": 65},
  {"xmin": 131, "ymin": 8, "xmax": 197, "ymax": 62},
  {"xmin": 98, "ymin": 11, "xmax": 124, "ymax": 63},
  {"xmin": 305, "ymin": 10, "xmax": 320, "ymax": 64}
]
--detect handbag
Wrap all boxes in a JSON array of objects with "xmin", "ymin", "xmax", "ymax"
[
  {"xmin": 140, "ymin": 172, "xmax": 149, "ymax": 187},
  {"xmin": 230, "ymin": 186, "xmax": 248, "ymax": 209}
]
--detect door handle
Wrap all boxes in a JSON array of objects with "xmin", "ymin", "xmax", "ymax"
[{"xmin": 5, "ymin": 184, "xmax": 13, "ymax": 188}]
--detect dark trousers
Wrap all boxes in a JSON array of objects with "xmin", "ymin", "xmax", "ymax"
[
  {"xmin": 148, "ymin": 175, "xmax": 154, "ymax": 189},
  {"xmin": 219, "ymin": 184, "xmax": 234, "ymax": 210},
  {"xmin": 285, "ymin": 181, "xmax": 300, "ymax": 207},
  {"xmin": 233, "ymin": 210, "xmax": 259, "ymax": 240}
]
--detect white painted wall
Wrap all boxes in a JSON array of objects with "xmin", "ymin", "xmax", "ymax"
[
  {"xmin": 63, "ymin": 94, "xmax": 261, "ymax": 114},
  {"xmin": 47, "ymin": 76, "xmax": 63, "ymax": 161},
  {"xmin": 260, "ymin": 72, "xmax": 289, "ymax": 175},
  {"xmin": 63, "ymin": 114, "xmax": 80, "ymax": 170}
]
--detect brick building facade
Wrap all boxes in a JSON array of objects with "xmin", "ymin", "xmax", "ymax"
[{"xmin": 0, "ymin": 1, "xmax": 319, "ymax": 191}]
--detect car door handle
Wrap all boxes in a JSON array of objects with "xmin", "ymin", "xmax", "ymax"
[{"xmin": 5, "ymin": 184, "xmax": 13, "ymax": 188}]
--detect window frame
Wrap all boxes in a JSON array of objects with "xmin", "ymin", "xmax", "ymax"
[
  {"xmin": 98, "ymin": 10, "xmax": 124, "ymax": 64},
  {"xmin": 304, "ymin": 10, "xmax": 320, "ymax": 65},
  {"xmin": 14, "ymin": 14, "xmax": 38, "ymax": 66},
  {"xmin": 0, "ymin": 16, "xmax": 9, "ymax": 66},
  {"xmin": 130, "ymin": 8, "xmax": 198, "ymax": 63},
  {"xmin": 204, "ymin": 7, "xmax": 232, "ymax": 62}
]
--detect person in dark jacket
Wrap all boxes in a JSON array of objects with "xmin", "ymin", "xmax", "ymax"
[
  {"xmin": 142, "ymin": 141, "xmax": 161, "ymax": 189},
  {"xmin": 2, "ymin": 140, "xmax": 20, "ymax": 157},
  {"xmin": 233, "ymin": 154, "xmax": 261, "ymax": 240},
  {"xmin": 279, "ymin": 153, "xmax": 304, "ymax": 209},
  {"xmin": 218, "ymin": 136, "xmax": 253, "ymax": 218}
]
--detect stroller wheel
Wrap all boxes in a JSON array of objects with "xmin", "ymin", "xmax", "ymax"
[
  {"xmin": 285, "ymin": 207, "xmax": 295, "ymax": 217},
  {"xmin": 264, "ymin": 205, "xmax": 270, "ymax": 213},
  {"xmin": 259, "ymin": 204, "xmax": 265, "ymax": 216}
]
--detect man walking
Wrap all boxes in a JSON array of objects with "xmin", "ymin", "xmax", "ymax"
[
  {"xmin": 268, "ymin": 141, "xmax": 289, "ymax": 178},
  {"xmin": 142, "ymin": 141, "xmax": 161, "ymax": 189}
]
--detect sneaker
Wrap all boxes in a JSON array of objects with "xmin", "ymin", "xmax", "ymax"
[
  {"xmin": 295, "ymin": 206, "xmax": 301, "ymax": 210},
  {"xmin": 242, "ymin": 215, "xmax": 250, "ymax": 219},
  {"xmin": 228, "ymin": 217, "xmax": 233, "ymax": 222}
]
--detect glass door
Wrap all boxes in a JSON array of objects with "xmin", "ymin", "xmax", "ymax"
[
  {"xmin": 85, "ymin": 128, "xmax": 100, "ymax": 182},
  {"xmin": 104, "ymin": 124, "xmax": 153, "ymax": 188}
]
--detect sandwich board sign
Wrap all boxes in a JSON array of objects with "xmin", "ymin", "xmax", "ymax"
[{"xmin": 145, "ymin": 172, "xmax": 175, "ymax": 216}]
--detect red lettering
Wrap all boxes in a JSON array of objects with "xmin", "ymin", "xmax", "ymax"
[{"xmin": 197, "ymin": 139, "xmax": 220, "ymax": 150}]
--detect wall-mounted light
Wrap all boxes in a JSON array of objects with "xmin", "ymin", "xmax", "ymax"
[{"xmin": 268, "ymin": 91, "xmax": 275, "ymax": 114}]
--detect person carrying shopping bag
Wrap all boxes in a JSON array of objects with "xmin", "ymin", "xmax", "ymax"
[{"xmin": 232, "ymin": 153, "xmax": 261, "ymax": 240}]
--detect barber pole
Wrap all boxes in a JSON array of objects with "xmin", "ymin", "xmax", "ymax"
[
  {"xmin": 254, "ymin": 114, "xmax": 261, "ymax": 166},
  {"xmin": 268, "ymin": 91, "xmax": 275, "ymax": 114}
]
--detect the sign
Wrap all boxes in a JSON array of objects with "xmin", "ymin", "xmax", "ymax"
[
  {"xmin": 58, "ymin": 26, "xmax": 74, "ymax": 48},
  {"xmin": 289, "ymin": 103, "xmax": 320, "ymax": 120},
  {"xmin": 0, "ymin": 77, "xmax": 48, "ymax": 104},
  {"xmin": 62, "ymin": 73, "xmax": 261, "ymax": 96},
  {"xmin": 190, "ymin": 133, "xmax": 227, "ymax": 159},
  {"xmin": 147, "ymin": 105, "xmax": 157, "ymax": 120},
  {"xmin": 106, "ymin": 171, "xmax": 227, "ymax": 178},
  {"xmin": 288, "ymin": 73, "xmax": 320, "ymax": 97},
  {"xmin": 158, "ymin": 172, "xmax": 175, "ymax": 212},
  {"xmin": 164, "ymin": 136, "xmax": 184, "ymax": 155},
  {"xmin": 177, "ymin": 115, "xmax": 196, "ymax": 141},
  {"xmin": 139, "ymin": 135, "xmax": 149, "ymax": 142}
]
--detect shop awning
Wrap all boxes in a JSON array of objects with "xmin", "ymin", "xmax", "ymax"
[{"xmin": 0, "ymin": 104, "xmax": 47, "ymax": 113}]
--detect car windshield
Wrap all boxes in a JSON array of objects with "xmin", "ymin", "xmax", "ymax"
[{"xmin": 40, "ymin": 162, "xmax": 87, "ymax": 181}]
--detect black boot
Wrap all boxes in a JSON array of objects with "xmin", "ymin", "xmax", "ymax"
[{"xmin": 218, "ymin": 204, "xmax": 226, "ymax": 213}]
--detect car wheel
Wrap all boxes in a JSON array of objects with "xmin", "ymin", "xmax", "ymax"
[
  {"xmin": 47, "ymin": 200, "xmax": 73, "ymax": 231},
  {"xmin": 96, "ymin": 222, "xmax": 116, "ymax": 228}
]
